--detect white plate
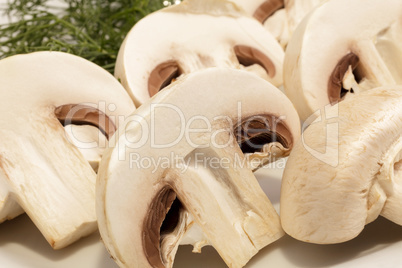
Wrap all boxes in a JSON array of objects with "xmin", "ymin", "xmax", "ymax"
[{"xmin": 1, "ymin": 164, "xmax": 402, "ymax": 268}]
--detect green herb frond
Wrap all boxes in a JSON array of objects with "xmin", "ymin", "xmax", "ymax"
[{"xmin": 0, "ymin": 0, "xmax": 167, "ymax": 73}]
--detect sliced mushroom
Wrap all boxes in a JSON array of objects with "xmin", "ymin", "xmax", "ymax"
[
  {"xmin": 0, "ymin": 174, "xmax": 24, "ymax": 223},
  {"xmin": 253, "ymin": 0, "xmax": 284, "ymax": 24},
  {"xmin": 284, "ymin": 0, "xmax": 325, "ymax": 38},
  {"xmin": 231, "ymin": 0, "xmax": 329, "ymax": 48},
  {"xmin": 58, "ymin": 104, "xmax": 114, "ymax": 172},
  {"xmin": 229, "ymin": 0, "xmax": 289, "ymax": 48},
  {"xmin": 97, "ymin": 68, "xmax": 300, "ymax": 267},
  {"xmin": 64, "ymin": 125, "xmax": 107, "ymax": 172},
  {"xmin": 284, "ymin": 0, "xmax": 402, "ymax": 121},
  {"xmin": 0, "ymin": 51, "xmax": 135, "ymax": 249},
  {"xmin": 115, "ymin": 0, "xmax": 284, "ymax": 106},
  {"xmin": 281, "ymin": 86, "xmax": 402, "ymax": 244}
]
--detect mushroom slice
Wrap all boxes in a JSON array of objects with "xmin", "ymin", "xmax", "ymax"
[
  {"xmin": 281, "ymin": 86, "xmax": 402, "ymax": 244},
  {"xmin": 0, "ymin": 51, "xmax": 135, "ymax": 249},
  {"xmin": 64, "ymin": 125, "xmax": 107, "ymax": 172},
  {"xmin": 229, "ymin": 0, "xmax": 289, "ymax": 48},
  {"xmin": 230, "ymin": 0, "xmax": 327, "ymax": 48},
  {"xmin": 284, "ymin": 0, "xmax": 402, "ymax": 121},
  {"xmin": 97, "ymin": 68, "xmax": 300, "ymax": 268},
  {"xmin": 57, "ymin": 104, "xmax": 113, "ymax": 172},
  {"xmin": 115, "ymin": 0, "xmax": 284, "ymax": 106},
  {"xmin": 0, "ymin": 173, "xmax": 24, "ymax": 223},
  {"xmin": 284, "ymin": 0, "xmax": 325, "ymax": 38}
]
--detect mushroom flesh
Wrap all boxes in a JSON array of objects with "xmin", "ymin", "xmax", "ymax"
[
  {"xmin": 284, "ymin": 0, "xmax": 402, "ymax": 121},
  {"xmin": 229, "ymin": 0, "xmax": 289, "ymax": 48},
  {"xmin": 230, "ymin": 0, "xmax": 326, "ymax": 48},
  {"xmin": 0, "ymin": 51, "xmax": 135, "ymax": 249},
  {"xmin": 97, "ymin": 68, "xmax": 300, "ymax": 267},
  {"xmin": 281, "ymin": 86, "xmax": 402, "ymax": 244},
  {"xmin": 115, "ymin": 0, "xmax": 284, "ymax": 106}
]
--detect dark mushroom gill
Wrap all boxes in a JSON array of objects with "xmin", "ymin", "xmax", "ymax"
[
  {"xmin": 253, "ymin": 0, "xmax": 285, "ymax": 24},
  {"xmin": 234, "ymin": 45, "xmax": 276, "ymax": 78},
  {"xmin": 234, "ymin": 114, "xmax": 293, "ymax": 154},
  {"xmin": 143, "ymin": 187, "xmax": 183, "ymax": 268},
  {"xmin": 148, "ymin": 60, "xmax": 182, "ymax": 97},
  {"xmin": 328, "ymin": 53, "xmax": 362, "ymax": 104},
  {"xmin": 55, "ymin": 104, "xmax": 116, "ymax": 140}
]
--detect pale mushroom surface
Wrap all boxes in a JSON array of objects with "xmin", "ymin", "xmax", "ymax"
[
  {"xmin": 284, "ymin": 0, "xmax": 402, "ymax": 121},
  {"xmin": 115, "ymin": 0, "xmax": 284, "ymax": 106},
  {"xmin": 64, "ymin": 125, "xmax": 108, "ymax": 172},
  {"xmin": 0, "ymin": 51, "xmax": 135, "ymax": 249},
  {"xmin": 281, "ymin": 86, "xmax": 402, "ymax": 244},
  {"xmin": 229, "ymin": 0, "xmax": 289, "ymax": 48},
  {"xmin": 229, "ymin": 0, "xmax": 326, "ymax": 48},
  {"xmin": 97, "ymin": 68, "xmax": 300, "ymax": 268},
  {"xmin": 285, "ymin": 0, "xmax": 325, "ymax": 36}
]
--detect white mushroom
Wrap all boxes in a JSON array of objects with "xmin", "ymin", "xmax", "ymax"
[
  {"xmin": 0, "ymin": 175, "xmax": 24, "ymax": 223},
  {"xmin": 284, "ymin": 0, "xmax": 325, "ymax": 38},
  {"xmin": 229, "ymin": 0, "xmax": 289, "ymax": 48},
  {"xmin": 284, "ymin": 0, "xmax": 402, "ymax": 121},
  {"xmin": 64, "ymin": 125, "xmax": 107, "ymax": 172},
  {"xmin": 0, "ymin": 51, "xmax": 135, "ymax": 249},
  {"xmin": 281, "ymin": 86, "xmax": 402, "ymax": 244},
  {"xmin": 229, "ymin": 0, "xmax": 326, "ymax": 48},
  {"xmin": 97, "ymin": 68, "xmax": 300, "ymax": 267},
  {"xmin": 115, "ymin": 0, "xmax": 284, "ymax": 106}
]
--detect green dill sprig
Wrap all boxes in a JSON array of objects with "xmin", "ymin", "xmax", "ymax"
[{"xmin": 0, "ymin": 0, "xmax": 166, "ymax": 73}]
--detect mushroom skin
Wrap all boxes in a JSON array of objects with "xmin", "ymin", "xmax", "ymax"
[
  {"xmin": 284, "ymin": 0, "xmax": 325, "ymax": 38},
  {"xmin": 281, "ymin": 86, "xmax": 402, "ymax": 244},
  {"xmin": 115, "ymin": 0, "xmax": 284, "ymax": 106},
  {"xmin": 64, "ymin": 125, "xmax": 108, "ymax": 172},
  {"xmin": 229, "ymin": 0, "xmax": 289, "ymax": 47},
  {"xmin": 97, "ymin": 68, "xmax": 300, "ymax": 268},
  {"xmin": 0, "ymin": 51, "xmax": 135, "ymax": 249},
  {"xmin": 230, "ymin": 0, "xmax": 326, "ymax": 48},
  {"xmin": 284, "ymin": 0, "xmax": 402, "ymax": 121}
]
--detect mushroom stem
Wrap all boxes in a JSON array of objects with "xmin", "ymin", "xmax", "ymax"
[
  {"xmin": 0, "ymin": 110, "xmax": 96, "ymax": 249},
  {"xmin": 280, "ymin": 87, "xmax": 402, "ymax": 244},
  {"xmin": 160, "ymin": 212, "xmax": 188, "ymax": 268},
  {"xmin": 377, "ymin": 136, "xmax": 402, "ymax": 225},
  {"xmin": 178, "ymin": 217, "xmax": 210, "ymax": 252},
  {"xmin": 168, "ymin": 145, "xmax": 283, "ymax": 267},
  {"xmin": 160, "ymin": 213, "xmax": 211, "ymax": 267},
  {"xmin": 353, "ymin": 40, "xmax": 396, "ymax": 87},
  {"xmin": 0, "ymin": 175, "xmax": 24, "ymax": 223}
]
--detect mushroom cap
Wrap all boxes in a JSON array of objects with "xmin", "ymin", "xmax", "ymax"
[
  {"xmin": 229, "ymin": 0, "xmax": 327, "ymax": 48},
  {"xmin": 115, "ymin": 0, "xmax": 284, "ymax": 106},
  {"xmin": 284, "ymin": 0, "xmax": 325, "ymax": 35},
  {"xmin": 284, "ymin": 0, "xmax": 402, "ymax": 121},
  {"xmin": 0, "ymin": 51, "xmax": 135, "ymax": 248},
  {"xmin": 281, "ymin": 86, "xmax": 402, "ymax": 244},
  {"xmin": 97, "ymin": 68, "xmax": 300, "ymax": 267},
  {"xmin": 263, "ymin": 8, "xmax": 289, "ymax": 48},
  {"xmin": 229, "ymin": 0, "xmax": 289, "ymax": 47}
]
